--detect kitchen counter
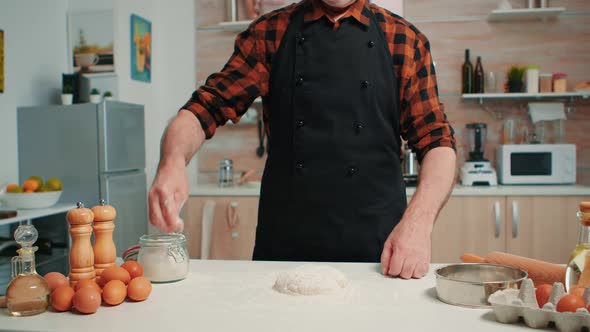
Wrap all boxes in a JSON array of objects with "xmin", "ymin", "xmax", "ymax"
[
  {"xmin": 0, "ymin": 260, "xmax": 533, "ymax": 332},
  {"xmin": 191, "ymin": 182, "xmax": 590, "ymax": 197}
]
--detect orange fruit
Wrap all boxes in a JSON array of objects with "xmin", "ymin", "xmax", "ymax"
[
  {"xmin": 22, "ymin": 179, "xmax": 40, "ymax": 192},
  {"xmin": 5, "ymin": 184, "xmax": 19, "ymax": 192}
]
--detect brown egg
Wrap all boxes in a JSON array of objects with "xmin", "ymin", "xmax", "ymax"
[
  {"xmin": 44, "ymin": 272, "xmax": 69, "ymax": 291},
  {"xmin": 127, "ymin": 277, "xmax": 152, "ymax": 302},
  {"xmin": 121, "ymin": 261, "xmax": 144, "ymax": 280},
  {"xmin": 74, "ymin": 278, "xmax": 101, "ymax": 293},
  {"xmin": 73, "ymin": 287, "xmax": 101, "ymax": 314},
  {"xmin": 99, "ymin": 267, "xmax": 131, "ymax": 287},
  {"xmin": 102, "ymin": 280, "xmax": 127, "ymax": 306},
  {"xmin": 51, "ymin": 285, "xmax": 75, "ymax": 312}
]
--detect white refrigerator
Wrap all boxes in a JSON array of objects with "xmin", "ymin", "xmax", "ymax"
[{"xmin": 17, "ymin": 101, "xmax": 148, "ymax": 254}]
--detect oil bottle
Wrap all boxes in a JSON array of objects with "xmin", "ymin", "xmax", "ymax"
[
  {"xmin": 565, "ymin": 202, "xmax": 590, "ymax": 293},
  {"xmin": 5, "ymin": 223, "xmax": 51, "ymax": 316}
]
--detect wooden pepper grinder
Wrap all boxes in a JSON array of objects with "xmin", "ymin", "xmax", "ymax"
[
  {"xmin": 67, "ymin": 202, "xmax": 95, "ymax": 287},
  {"xmin": 92, "ymin": 199, "xmax": 117, "ymax": 282}
]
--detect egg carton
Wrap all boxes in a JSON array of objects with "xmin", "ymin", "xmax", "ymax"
[{"xmin": 489, "ymin": 279, "xmax": 590, "ymax": 332}]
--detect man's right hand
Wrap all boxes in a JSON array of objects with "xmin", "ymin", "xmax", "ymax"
[
  {"xmin": 148, "ymin": 158, "xmax": 189, "ymax": 233},
  {"xmin": 149, "ymin": 110, "xmax": 206, "ymax": 233}
]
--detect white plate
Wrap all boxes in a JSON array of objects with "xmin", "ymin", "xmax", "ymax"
[{"xmin": 0, "ymin": 191, "xmax": 62, "ymax": 209}]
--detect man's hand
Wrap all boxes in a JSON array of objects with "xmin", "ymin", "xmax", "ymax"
[
  {"xmin": 380, "ymin": 216, "xmax": 432, "ymax": 279},
  {"xmin": 149, "ymin": 159, "xmax": 189, "ymax": 233},
  {"xmin": 380, "ymin": 146, "xmax": 456, "ymax": 279},
  {"xmin": 149, "ymin": 110, "xmax": 205, "ymax": 233}
]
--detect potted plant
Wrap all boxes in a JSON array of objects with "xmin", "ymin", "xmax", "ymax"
[
  {"xmin": 89, "ymin": 88, "xmax": 101, "ymax": 103},
  {"xmin": 61, "ymin": 85, "xmax": 74, "ymax": 105},
  {"xmin": 507, "ymin": 66, "xmax": 525, "ymax": 93},
  {"xmin": 103, "ymin": 91, "xmax": 113, "ymax": 101}
]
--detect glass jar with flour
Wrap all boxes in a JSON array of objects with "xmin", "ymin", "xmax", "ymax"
[{"xmin": 138, "ymin": 233, "xmax": 189, "ymax": 283}]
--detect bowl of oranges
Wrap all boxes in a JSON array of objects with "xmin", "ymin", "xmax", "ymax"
[{"xmin": 0, "ymin": 176, "xmax": 63, "ymax": 209}]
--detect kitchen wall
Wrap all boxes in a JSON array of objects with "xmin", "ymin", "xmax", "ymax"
[
  {"xmin": 193, "ymin": 0, "xmax": 590, "ymax": 185},
  {"xmin": 0, "ymin": 0, "xmax": 197, "ymax": 189},
  {"xmin": 0, "ymin": 0, "xmax": 70, "ymax": 183},
  {"xmin": 113, "ymin": 0, "xmax": 198, "ymax": 188}
]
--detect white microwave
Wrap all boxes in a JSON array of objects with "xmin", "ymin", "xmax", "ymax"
[{"xmin": 497, "ymin": 144, "xmax": 576, "ymax": 185}]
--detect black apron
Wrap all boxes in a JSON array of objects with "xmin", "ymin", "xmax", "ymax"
[{"xmin": 253, "ymin": 4, "xmax": 407, "ymax": 262}]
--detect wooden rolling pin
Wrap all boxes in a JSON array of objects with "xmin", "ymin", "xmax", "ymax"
[{"xmin": 461, "ymin": 252, "xmax": 566, "ymax": 286}]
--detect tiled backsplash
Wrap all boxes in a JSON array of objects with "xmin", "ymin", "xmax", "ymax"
[{"xmin": 193, "ymin": 0, "xmax": 590, "ymax": 185}]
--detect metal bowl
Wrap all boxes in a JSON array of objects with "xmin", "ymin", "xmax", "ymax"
[{"xmin": 435, "ymin": 263, "xmax": 527, "ymax": 308}]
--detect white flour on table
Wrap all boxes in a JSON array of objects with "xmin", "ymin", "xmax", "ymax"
[{"xmin": 272, "ymin": 264, "xmax": 350, "ymax": 296}]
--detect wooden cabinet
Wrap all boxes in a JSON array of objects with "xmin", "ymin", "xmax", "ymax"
[
  {"xmin": 431, "ymin": 197, "xmax": 505, "ymax": 263},
  {"xmin": 184, "ymin": 194, "xmax": 587, "ymax": 264},
  {"xmin": 506, "ymin": 196, "xmax": 581, "ymax": 263},
  {"xmin": 430, "ymin": 195, "xmax": 588, "ymax": 264},
  {"xmin": 182, "ymin": 196, "xmax": 259, "ymax": 260}
]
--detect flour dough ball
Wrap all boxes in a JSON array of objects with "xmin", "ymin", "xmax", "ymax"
[{"xmin": 273, "ymin": 265, "xmax": 349, "ymax": 296}]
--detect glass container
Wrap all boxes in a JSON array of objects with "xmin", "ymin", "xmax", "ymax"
[
  {"xmin": 5, "ymin": 224, "xmax": 50, "ymax": 316},
  {"xmin": 565, "ymin": 202, "xmax": 590, "ymax": 293},
  {"xmin": 553, "ymin": 73, "xmax": 568, "ymax": 93},
  {"xmin": 218, "ymin": 158, "xmax": 234, "ymax": 188},
  {"xmin": 539, "ymin": 73, "xmax": 552, "ymax": 93},
  {"xmin": 138, "ymin": 233, "xmax": 189, "ymax": 283}
]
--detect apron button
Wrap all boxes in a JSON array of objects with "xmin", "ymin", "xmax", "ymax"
[
  {"xmin": 298, "ymin": 36, "xmax": 306, "ymax": 45},
  {"xmin": 362, "ymin": 80, "xmax": 370, "ymax": 88},
  {"xmin": 348, "ymin": 167, "xmax": 358, "ymax": 176},
  {"xmin": 296, "ymin": 162, "xmax": 305, "ymax": 174},
  {"xmin": 296, "ymin": 119, "xmax": 305, "ymax": 128},
  {"xmin": 355, "ymin": 122, "xmax": 364, "ymax": 134},
  {"xmin": 368, "ymin": 41, "xmax": 375, "ymax": 48},
  {"xmin": 296, "ymin": 76, "xmax": 304, "ymax": 86}
]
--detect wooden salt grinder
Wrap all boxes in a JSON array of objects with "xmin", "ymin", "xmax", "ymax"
[
  {"xmin": 67, "ymin": 202, "xmax": 95, "ymax": 287},
  {"xmin": 92, "ymin": 199, "xmax": 117, "ymax": 281}
]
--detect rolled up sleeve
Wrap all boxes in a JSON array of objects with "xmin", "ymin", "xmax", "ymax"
[
  {"xmin": 181, "ymin": 24, "xmax": 268, "ymax": 139},
  {"xmin": 399, "ymin": 35, "xmax": 456, "ymax": 162}
]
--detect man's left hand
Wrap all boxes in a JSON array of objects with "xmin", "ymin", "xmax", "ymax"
[{"xmin": 380, "ymin": 216, "xmax": 433, "ymax": 279}]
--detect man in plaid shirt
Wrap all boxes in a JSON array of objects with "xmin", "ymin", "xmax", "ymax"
[{"xmin": 150, "ymin": 0, "xmax": 456, "ymax": 279}]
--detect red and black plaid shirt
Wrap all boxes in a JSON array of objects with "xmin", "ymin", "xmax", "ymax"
[{"xmin": 183, "ymin": 0, "xmax": 456, "ymax": 160}]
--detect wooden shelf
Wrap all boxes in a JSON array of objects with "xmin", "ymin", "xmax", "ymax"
[
  {"xmin": 462, "ymin": 91, "xmax": 589, "ymax": 104},
  {"xmin": 198, "ymin": 20, "xmax": 252, "ymax": 32},
  {"xmin": 488, "ymin": 7, "xmax": 565, "ymax": 22},
  {"xmin": 81, "ymin": 72, "xmax": 117, "ymax": 78}
]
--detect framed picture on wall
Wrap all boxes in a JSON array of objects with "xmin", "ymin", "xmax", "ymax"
[
  {"xmin": 67, "ymin": 10, "xmax": 115, "ymax": 74},
  {"xmin": 130, "ymin": 14, "xmax": 151, "ymax": 83},
  {"xmin": 0, "ymin": 29, "xmax": 4, "ymax": 93}
]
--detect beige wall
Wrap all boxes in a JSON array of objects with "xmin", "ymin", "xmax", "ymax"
[{"xmin": 193, "ymin": 0, "xmax": 590, "ymax": 185}]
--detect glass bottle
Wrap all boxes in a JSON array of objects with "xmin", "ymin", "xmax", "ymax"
[
  {"xmin": 5, "ymin": 223, "xmax": 51, "ymax": 316},
  {"xmin": 473, "ymin": 56, "xmax": 485, "ymax": 93},
  {"xmin": 462, "ymin": 49, "xmax": 473, "ymax": 94},
  {"xmin": 565, "ymin": 202, "xmax": 590, "ymax": 293}
]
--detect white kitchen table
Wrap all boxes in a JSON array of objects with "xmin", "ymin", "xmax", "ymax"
[{"xmin": 0, "ymin": 260, "xmax": 546, "ymax": 332}]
